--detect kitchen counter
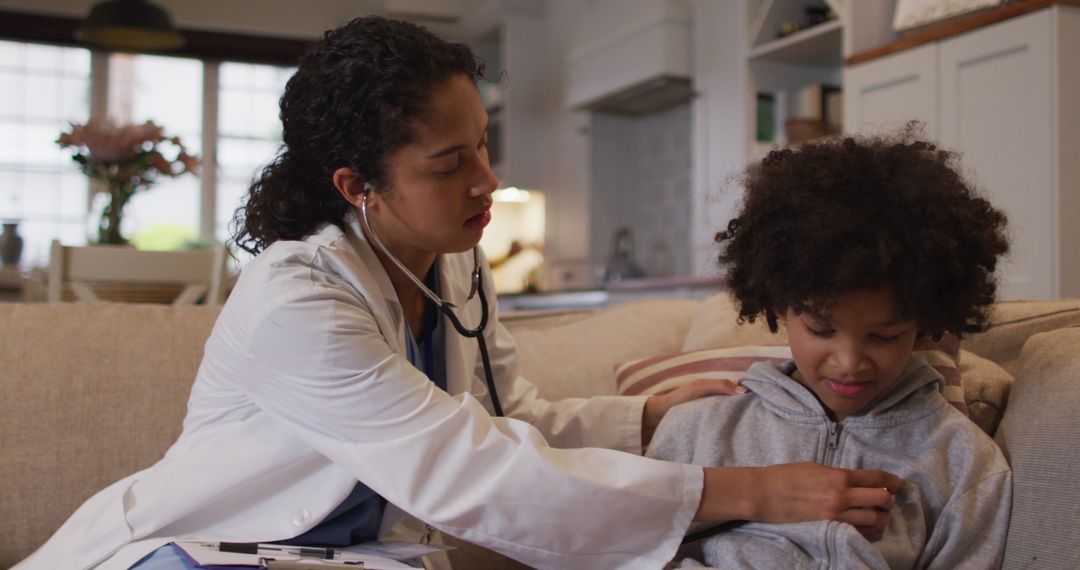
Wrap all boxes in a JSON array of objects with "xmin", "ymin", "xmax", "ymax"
[{"xmin": 498, "ymin": 275, "xmax": 725, "ymax": 311}]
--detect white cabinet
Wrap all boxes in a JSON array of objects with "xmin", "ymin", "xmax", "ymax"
[
  {"xmin": 470, "ymin": 8, "xmax": 545, "ymax": 191},
  {"xmin": 844, "ymin": 6, "xmax": 1080, "ymax": 299},
  {"xmin": 844, "ymin": 43, "xmax": 937, "ymax": 135}
]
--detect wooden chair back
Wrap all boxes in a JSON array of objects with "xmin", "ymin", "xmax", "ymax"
[{"xmin": 47, "ymin": 240, "xmax": 227, "ymax": 306}]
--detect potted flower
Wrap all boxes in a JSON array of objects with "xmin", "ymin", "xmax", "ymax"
[{"xmin": 57, "ymin": 119, "xmax": 199, "ymax": 245}]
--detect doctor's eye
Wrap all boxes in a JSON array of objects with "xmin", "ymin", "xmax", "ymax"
[{"xmin": 434, "ymin": 158, "xmax": 461, "ymax": 176}]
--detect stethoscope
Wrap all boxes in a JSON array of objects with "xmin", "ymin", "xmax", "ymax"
[{"xmin": 360, "ymin": 184, "xmax": 503, "ymax": 417}]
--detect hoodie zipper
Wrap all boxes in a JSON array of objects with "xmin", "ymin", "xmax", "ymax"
[
  {"xmin": 823, "ymin": 421, "xmax": 843, "ymax": 570},
  {"xmin": 822, "ymin": 421, "xmax": 843, "ymax": 466}
]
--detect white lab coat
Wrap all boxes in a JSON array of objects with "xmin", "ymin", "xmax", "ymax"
[{"xmin": 15, "ymin": 214, "xmax": 702, "ymax": 570}]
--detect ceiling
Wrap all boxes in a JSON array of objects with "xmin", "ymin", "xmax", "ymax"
[{"xmin": 0, "ymin": 0, "xmax": 527, "ymax": 41}]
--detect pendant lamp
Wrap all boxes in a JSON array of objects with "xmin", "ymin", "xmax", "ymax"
[{"xmin": 77, "ymin": 0, "xmax": 185, "ymax": 51}]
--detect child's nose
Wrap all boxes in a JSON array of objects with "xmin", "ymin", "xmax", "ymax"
[{"xmin": 832, "ymin": 343, "xmax": 869, "ymax": 377}]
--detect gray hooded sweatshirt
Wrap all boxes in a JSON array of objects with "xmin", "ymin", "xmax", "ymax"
[{"xmin": 646, "ymin": 357, "xmax": 1011, "ymax": 569}]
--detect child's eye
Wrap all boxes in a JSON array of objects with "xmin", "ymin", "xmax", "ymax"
[
  {"xmin": 807, "ymin": 326, "xmax": 834, "ymax": 338},
  {"xmin": 872, "ymin": 332, "xmax": 903, "ymax": 342}
]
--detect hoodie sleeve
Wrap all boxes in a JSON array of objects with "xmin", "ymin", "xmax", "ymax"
[
  {"xmin": 645, "ymin": 399, "xmax": 707, "ymax": 463},
  {"xmin": 918, "ymin": 468, "xmax": 1012, "ymax": 569}
]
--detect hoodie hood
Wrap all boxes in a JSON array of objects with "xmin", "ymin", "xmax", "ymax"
[{"xmin": 740, "ymin": 356, "xmax": 946, "ymax": 426}]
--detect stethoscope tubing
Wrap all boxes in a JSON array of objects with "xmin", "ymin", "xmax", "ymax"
[{"xmin": 360, "ymin": 189, "xmax": 504, "ymax": 416}]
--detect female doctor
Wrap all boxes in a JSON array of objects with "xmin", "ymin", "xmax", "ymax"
[{"xmin": 17, "ymin": 16, "xmax": 900, "ymax": 570}]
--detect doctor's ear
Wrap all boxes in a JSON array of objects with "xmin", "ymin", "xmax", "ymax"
[{"xmin": 332, "ymin": 167, "xmax": 368, "ymax": 208}]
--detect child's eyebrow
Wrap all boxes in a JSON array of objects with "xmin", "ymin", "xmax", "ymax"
[
  {"xmin": 802, "ymin": 309, "xmax": 830, "ymax": 322},
  {"xmin": 875, "ymin": 317, "xmax": 910, "ymax": 327}
]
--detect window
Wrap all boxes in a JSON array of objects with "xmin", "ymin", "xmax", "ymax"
[
  {"xmin": 0, "ymin": 36, "xmax": 297, "ymax": 268},
  {"xmin": 216, "ymin": 61, "xmax": 293, "ymax": 242},
  {"xmin": 0, "ymin": 40, "xmax": 91, "ymax": 267},
  {"xmin": 108, "ymin": 53, "xmax": 203, "ymax": 246}
]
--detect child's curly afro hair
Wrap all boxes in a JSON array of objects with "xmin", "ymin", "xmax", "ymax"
[{"xmin": 716, "ymin": 128, "xmax": 1009, "ymax": 338}]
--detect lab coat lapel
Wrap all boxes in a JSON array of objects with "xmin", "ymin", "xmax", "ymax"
[
  {"xmin": 341, "ymin": 213, "xmax": 408, "ymax": 355},
  {"xmin": 440, "ymin": 251, "xmax": 482, "ymax": 398}
]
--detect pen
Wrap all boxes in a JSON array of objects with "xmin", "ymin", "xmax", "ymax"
[{"xmin": 217, "ymin": 542, "xmax": 339, "ymax": 560}]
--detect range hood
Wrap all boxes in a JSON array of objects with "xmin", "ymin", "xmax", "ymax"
[{"xmin": 565, "ymin": 0, "xmax": 694, "ymax": 116}]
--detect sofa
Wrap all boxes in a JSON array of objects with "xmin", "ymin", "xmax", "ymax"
[{"xmin": 2, "ymin": 294, "xmax": 1079, "ymax": 569}]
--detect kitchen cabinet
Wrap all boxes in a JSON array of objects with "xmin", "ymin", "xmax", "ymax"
[
  {"xmin": 470, "ymin": 7, "xmax": 545, "ymax": 191},
  {"xmin": 845, "ymin": 5, "xmax": 1080, "ymax": 299},
  {"xmin": 843, "ymin": 43, "xmax": 937, "ymax": 135}
]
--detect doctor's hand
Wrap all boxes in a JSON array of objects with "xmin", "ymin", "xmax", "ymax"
[
  {"xmin": 642, "ymin": 379, "xmax": 746, "ymax": 446},
  {"xmin": 695, "ymin": 462, "xmax": 901, "ymax": 536}
]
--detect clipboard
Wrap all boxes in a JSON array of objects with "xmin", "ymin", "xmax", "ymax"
[{"xmin": 173, "ymin": 541, "xmax": 429, "ymax": 570}]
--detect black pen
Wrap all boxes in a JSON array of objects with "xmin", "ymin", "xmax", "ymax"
[{"xmin": 217, "ymin": 542, "xmax": 339, "ymax": 560}]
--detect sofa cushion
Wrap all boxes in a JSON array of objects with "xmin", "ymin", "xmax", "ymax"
[
  {"xmin": 505, "ymin": 299, "xmax": 699, "ymax": 400},
  {"xmin": 681, "ymin": 293, "xmax": 786, "ymax": 351},
  {"xmin": 965, "ymin": 299, "xmax": 1080, "ymax": 373},
  {"xmin": 0, "ymin": 303, "xmax": 220, "ymax": 567},
  {"xmin": 958, "ymin": 349, "xmax": 1014, "ymax": 436},
  {"xmin": 996, "ymin": 326, "xmax": 1080, "ymax": 569}
]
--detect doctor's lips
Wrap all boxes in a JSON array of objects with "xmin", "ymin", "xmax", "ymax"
[{"xmin": 464, "ymin": 208, "xmax": 491, "ymax": 230}]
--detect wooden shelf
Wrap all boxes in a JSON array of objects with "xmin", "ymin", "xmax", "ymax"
[
  {"xmin": 748, "ymin": 19, "xmax": 842, "ymax": 67},
  {"xmin": 846, "ymin": 0, "xmax": 1080, "ymax": 66}
]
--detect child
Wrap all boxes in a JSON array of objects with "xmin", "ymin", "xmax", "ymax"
[{"xmin": 647, "ymin": 131, "xmax": 1012, "ymax": 569}]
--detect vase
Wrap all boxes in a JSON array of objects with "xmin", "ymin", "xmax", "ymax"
[
  {"xmin": 1, "ymin": 221, "xmax": 24, "ymax": 266},
  {"xmin": 97, "ymin": 182, "xmax": 134, "ymax": 245}
]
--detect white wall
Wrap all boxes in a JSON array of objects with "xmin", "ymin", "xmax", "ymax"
[
  {"xmin": 688, "ymin": 0, "xmax": 749, "ymax": 277},
  {"xmin": 533, "ymin": 0, "xmax": 750, "ymax": 288},
  {"xmin": 4, "ymin": 0, "xmax": 753, "ymax": 286},
  {"xmin": 590, "ymin": 104, "xmax": 692, "ymax": 278}
]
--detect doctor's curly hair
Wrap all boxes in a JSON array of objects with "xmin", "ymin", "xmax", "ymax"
[
  {"xmin": 233, "ymin": 16, "xmax": 484, "ymax": 255},
  {"xmin": 716, "ymin": 128, "xmax": 1009, "ymax": 339}
]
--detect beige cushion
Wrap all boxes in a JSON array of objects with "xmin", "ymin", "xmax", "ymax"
[
  {"xmin": 996, "ymin": 326, "xmax": 1080, "ymax": 569},
  {"xmin": 958, "ymin": 349, "xmax": 1013, "ymax": 436},
  {"xmin": 508, "ymin": 299, "xmax": 699, "ymax": 400},
  {"xmin": 681, "ymin": 293, "xmax": 786, "ymax": 351},
  {"xmin": 965, "ymin": 299, "xmax": 1080, "ymax": 373},
  {"xmin": 0, "ymin": 303, "xmax": 220, "ymax": 567}
]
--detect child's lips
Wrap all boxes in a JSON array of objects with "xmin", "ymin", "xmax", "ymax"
[{"xmin": 826, "ymin": 378, "xmax": 871, "ymax": 397}]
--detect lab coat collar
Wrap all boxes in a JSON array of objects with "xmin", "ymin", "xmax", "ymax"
[
  {"xmin": 339, "ymin": 209, "xmax": 476, "ymax": 311},
  {"xmin": 340, "ymin": 210, "xmax": 400, "ymax": 307},
  {"xmin": 336, "ymin": 211, "xmax": 479, "ymax": 375}
]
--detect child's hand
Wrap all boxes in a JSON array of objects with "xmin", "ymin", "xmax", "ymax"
[{"xmin": 642, "ymin": 379, "xmax": 747, "ymax": 446}]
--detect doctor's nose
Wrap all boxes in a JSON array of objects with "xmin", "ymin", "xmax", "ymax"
[{"xmin": 469, "ymin": 158, "xmax": 499, "ymax": 198}]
